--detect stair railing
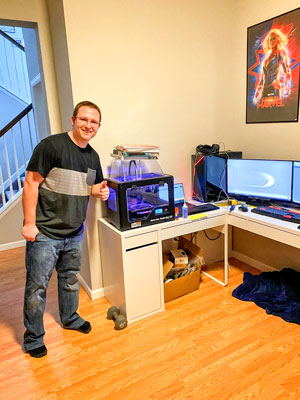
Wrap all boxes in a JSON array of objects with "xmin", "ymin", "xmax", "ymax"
[{"xmin": 0, "ymin": 104, "xmax": 35, "ymax": 213}]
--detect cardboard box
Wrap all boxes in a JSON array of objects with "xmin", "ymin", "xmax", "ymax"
[
  {"xmin": 163, "ymin": 255, "xmax": 173, "ymax": 279},
  {"xmin": 164, "ymin": 269, "xmax": 201, "ymax": 303},
  {"xmin": 163, "ymin": 236, "xmax": 205, "ymax": 303},
  {"xmin": 178, "ymin": 236, "xmax": 205, "ymax": 268},
  {"xmin": 169, "ymin": 249, "xmax": 188, "ymax": 265}
]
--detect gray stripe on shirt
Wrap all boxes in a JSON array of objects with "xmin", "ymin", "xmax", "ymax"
[{"xmin": 40, "ymin": 167, "xmax": 91, "ymax": 196}]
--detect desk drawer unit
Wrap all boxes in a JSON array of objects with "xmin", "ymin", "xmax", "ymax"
[
  {"xmin": 123, "ymin": 240, "xmax": 162, "ymax": 323},
  {"xmin": 99, "ymin": 221, "xmax": 163, "ymax": 324}
]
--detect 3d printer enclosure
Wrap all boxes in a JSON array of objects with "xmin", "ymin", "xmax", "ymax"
[{"xmin": 106, "ymin": 175, "xmax": 175, "ymax": 231}]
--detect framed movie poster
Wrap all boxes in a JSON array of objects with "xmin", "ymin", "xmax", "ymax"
[{"xmin": 246, "ymin": 7, "xmax": 300, "ymax": 123}]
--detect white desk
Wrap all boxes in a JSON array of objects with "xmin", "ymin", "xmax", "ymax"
[
  {"xmin": 228, "ymin": 207, "xmax": 300, "ymax": 250},
  {"xmin": 98, "ymin": 206, "xmax": 300, "ymax": 325},
  {"xmin": 98, "ymin": 208, "xmax": 227, "ymax": 324}
]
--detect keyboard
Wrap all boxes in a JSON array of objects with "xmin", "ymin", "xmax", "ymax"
[
  {"xmin": 186, "ymin": 202, "xmax": 220, "ymax": 215},
  {"xmin": 251, "ymin": 206, "xmax": 300, "ymax": 224}
]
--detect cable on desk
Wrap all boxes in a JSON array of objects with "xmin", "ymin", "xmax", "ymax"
[
  {"xmin": 216, "ymin": 151, "xmax": 229, "ymax": 203},
  {"xmin": 190, "ymin": 232, "xmax": 198, "ymax": 242},
  {"xmin": 204, "ymin": 230, "xmax": 222, "ymax": 241},
  {"xmin": 217, "ymin": 188, "xmax": 230, "ymax": 202}
]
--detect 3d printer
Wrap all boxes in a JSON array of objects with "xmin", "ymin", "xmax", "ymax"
[{"xmin": 105, "ymin": 145, "xmax": 175, "ymax": 231}]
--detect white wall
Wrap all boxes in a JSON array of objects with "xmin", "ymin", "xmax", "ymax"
[
  {"xmin": 47, "ymin": 0, "xmax": 74, "ymax": 132},
  {"xmin": 223, "ymin": 0, "xmax": 300, "ymax": 160},
  {"xmin": 58, "ymin": 0, "xmax": 236, "ymax": 291},
  {"xmin": 61, "ymin": 0, "xmax": 235, "ymax": 187},
  {"xmin": 228, "ymin": 0, "xmax": 300, "ymax": 271},
  {"xmin": 0, "ymin": 197, "xmax": 24, "ymax": 248}
]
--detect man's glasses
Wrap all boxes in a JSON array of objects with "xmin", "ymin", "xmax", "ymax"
[{"xmin": 76, "ymin": 117, "xmax": 101, "ymax": 128}]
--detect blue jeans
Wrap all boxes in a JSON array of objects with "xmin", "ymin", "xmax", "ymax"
[{"xmin": 23, "ymin": 231, "xmax": 85, "ymax": 351}]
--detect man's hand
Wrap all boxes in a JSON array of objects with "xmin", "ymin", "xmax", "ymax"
[
  {"xmin": 22, "ymin": 171, "xmax": 44, "ymax": 242},
  {"xmin": 91, "ymin": 180, "xmax": 110, "ymax": 201},
  {"xmin": 22, "ymin": 223, "xmax": 39, "ymax": 242},
  {"xmin": 99, "ymin": 180, "xmax": 109, "ymax": 201}
]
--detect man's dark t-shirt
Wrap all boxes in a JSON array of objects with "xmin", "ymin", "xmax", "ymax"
[{"xmin": 27, "ymin": 132, "xmax": 103, "ymax": 239}]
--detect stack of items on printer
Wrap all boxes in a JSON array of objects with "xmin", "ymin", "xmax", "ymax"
[
  {"xmin": 111, "ymin": 144, "xmax": 160, "ymax": 159},
  {"xmin": 163, "ymin": 236, "xmax": 206, "ymax": 302}
]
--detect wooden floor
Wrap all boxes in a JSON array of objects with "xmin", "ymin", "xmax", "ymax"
[{"xmin": 0, "ymin": 247, "xmax": 299, "ymax": 400}]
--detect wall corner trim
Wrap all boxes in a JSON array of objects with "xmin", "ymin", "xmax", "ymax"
[
  {"xmin": 231, "ymin": 251, "xmax": 277, "ymax": 272},
  {"xmin": 77, "ymin": 273, "xmax": 104, "ymax": 300}
]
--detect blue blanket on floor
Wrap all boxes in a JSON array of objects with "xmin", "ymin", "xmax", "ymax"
[{"xmin": 232, "ymin": 268, "xmax": 300, "ymax": 325}]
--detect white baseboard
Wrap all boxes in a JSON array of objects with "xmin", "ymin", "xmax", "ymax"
[
  {"xmin": 77, "ymin": 273, "xmax": 104, "ymax": 300},
  {"xmin": 0, "ymin": 242, "xmax": 104, "ymax": 300},
  {"xmin": 0, "ymin": 239, "xmax": 26, "ymax": 252},
  {"xmin": 231, "ymin": 250, "xmax": 277, "ymax": 272}
]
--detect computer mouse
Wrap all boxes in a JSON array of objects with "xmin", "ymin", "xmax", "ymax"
[
  {"xmin": 230, "ymin": 204, "xmax": 236, "ymax": 211},
  {"xmin": 239, "ymin": 204, "xmax": 248, "ymax": 212}
]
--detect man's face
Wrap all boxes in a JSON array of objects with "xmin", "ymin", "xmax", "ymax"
[{"xmin": 71, "ymin": 106, "xmax": 101, "ymax": 145}]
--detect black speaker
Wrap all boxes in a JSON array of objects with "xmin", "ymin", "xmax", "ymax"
[{"xmin": 192, "ymin": 151, "xmax": 242, "ymax": 202}]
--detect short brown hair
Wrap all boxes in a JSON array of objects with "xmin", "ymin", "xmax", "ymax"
[{"xmin": 73, "ymin": 101, "xmax": 102, "ymax": 122}]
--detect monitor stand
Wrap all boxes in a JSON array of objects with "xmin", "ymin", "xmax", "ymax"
[{"xmin": 243, "ymin": 198, "xmax": 271, "ymax": 207}]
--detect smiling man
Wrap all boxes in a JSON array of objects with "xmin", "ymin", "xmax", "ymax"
[{"xmin": 22, "ymin": 101, "xmax": 109, "ymax": 358}]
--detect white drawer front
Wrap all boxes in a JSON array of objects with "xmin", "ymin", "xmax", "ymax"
[
  {"xmin": 160, "ymin": 215, "xmax": 226, "ymax": 240},
  {"xmin": 124, "ymin": 231, "xmax": 158, "ymax": 250}
]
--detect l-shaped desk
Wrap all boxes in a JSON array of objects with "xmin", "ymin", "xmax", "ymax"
[{"xmin": 98, "ymin": 206, "xmax": 300, "ymax": 325}]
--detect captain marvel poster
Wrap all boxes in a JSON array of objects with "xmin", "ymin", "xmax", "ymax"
[{"xmin": 246, "ymin": 8, "xmax": 300, "ymax": 123}]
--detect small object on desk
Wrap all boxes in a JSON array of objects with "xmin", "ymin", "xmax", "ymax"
[
  {"xmin": 216, "ymin": 201, "xmax": 229, "ymax": 207},
  {"xmin": 182, "ymin": 202, "xmax": 188, "ymax": 219},
  {"xmin": 188, "ymin": 213, "xmax": 208, "ymax": 221},
  {"xmin": 175, "ymin": 207, "xmax": 179, "ymax": 220},
  {"xmin": 239, "ymin": 204, "xmax": 248, "ymax": 212},
  {"xmin": 230, "ymin": 204, "xmax": 236, "ymax": 211},
  {"xmin": 298, "ymin": 225, "xmax": 300, "ymax": 229}
]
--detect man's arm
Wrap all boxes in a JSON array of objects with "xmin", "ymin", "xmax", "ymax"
[
  {"xmin": 91, "ymin": 180, "xmax": 109, "ymax": 201},
  {"xmin": 22, "ymin": 171, "xmax": 44, "ymax": 242}
]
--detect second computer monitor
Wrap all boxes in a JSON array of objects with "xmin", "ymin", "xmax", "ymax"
[
  {"xmin": 292, "ymin": 161, "xmax": 300, "ymax": 204},
  {"xmin": 227, "ymin": 159, "xmax": 293, "ymax": 202},
  {"xmin": 206, "ymin": 155, "xmax": 227, "ymax": 191}
]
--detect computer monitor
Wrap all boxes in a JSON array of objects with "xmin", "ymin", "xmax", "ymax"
[
  {"xmin": 159, "ymin": 182, "xmax": 185, "ymax": 204},
  {"xmin": 206, "ymin": 155, "xmax": 227, "ymax": 191},
  {"xmin": 292, "ymin": 161, "xmax": 300, "ymax": 204},
  {"xmin": 227, "ymin": 159, "xmax": 293, "ymax": 202},
  {"xmin": 192, "ymin": 152, "xmax": 242, "ymax": 202},
  {"xmin": 173, "ymin": 183, "xmax": 185, "ymax": 204}
]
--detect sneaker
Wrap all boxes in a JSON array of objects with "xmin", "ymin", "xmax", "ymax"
[
  {"xmin": 64, "ymin": 321, "xmax": 91, "ymax": 334},
  {"xmin": 28, "ymin": 345, "xmax": 47, "ymax": 358}
]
